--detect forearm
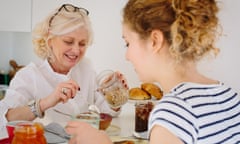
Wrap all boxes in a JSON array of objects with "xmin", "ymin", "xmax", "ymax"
[{"xmin": 6, "ymin": 106, "xmax": 35, "ymax": 121}]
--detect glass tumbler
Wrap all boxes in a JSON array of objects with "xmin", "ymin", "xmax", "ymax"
[
  {"xmin": 96, "ymin": 70, "xmax": 128, "ymax": 108},
  {"xmin": 135, "ymin": 101, "xmax": 154, "ymax": 133}
]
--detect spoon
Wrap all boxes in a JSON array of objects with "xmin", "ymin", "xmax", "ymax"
[
  {"xmin": 54, "ymin": 104, "xmax": 100, "ymax": 117},
  {"xmin": 88, "ymin": 104, "xmax": 100, "ymax": 114},
  {"xmin": 53, "ymin": 109, "xmax": 72, "ymax": 117}
]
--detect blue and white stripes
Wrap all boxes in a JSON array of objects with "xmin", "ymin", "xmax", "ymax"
[{"xmin": 148, "ymin": 82, "xmax": 240, "ymax": 144}]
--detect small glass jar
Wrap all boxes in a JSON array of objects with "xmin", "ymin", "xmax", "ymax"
[
  {"xmin": 12, "ymin": 122, "xmax": 47, "ymax": 144},
  {"xmin": 96, "ymin": 70, "xmax": 128, "ymax": 108}
]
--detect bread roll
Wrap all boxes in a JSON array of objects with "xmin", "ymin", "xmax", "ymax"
[
  {"xmin": 141, "ymin": 83, "xmax": 163, "ymax": 100},
  {"xmin": 129, "ymin": 87, "xmax": 151, "ymax": 100}
]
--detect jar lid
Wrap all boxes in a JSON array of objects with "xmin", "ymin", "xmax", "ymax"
[{"xmin": 14, "ymin": 122, "xmax": 44, "ymax": 134}]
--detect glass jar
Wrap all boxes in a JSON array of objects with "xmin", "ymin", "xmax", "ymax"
[
  {"xmin": 96, "ymin": 70, "xmax": 128, "ymax": 108},
  {"xmin": 12, "ymin": 122, "xmax": 47, "ymax": 144}
]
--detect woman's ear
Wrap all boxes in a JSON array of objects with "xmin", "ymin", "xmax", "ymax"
[
  {"xmin": 150, "ymin": 30, "xmax": 164, "ymax": 53},
  {"xmin": 48, "ymin": 38, "xmax": 52, "ymax": 49}
]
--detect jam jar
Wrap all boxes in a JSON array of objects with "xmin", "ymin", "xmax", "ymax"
[{"xmin": 12, "ymin": 122, "xmax": 47, "ymax": 144}]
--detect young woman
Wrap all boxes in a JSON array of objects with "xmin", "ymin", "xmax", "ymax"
[{"xmin": 65, "ymin": 0, "xmax": 240, "ymax": 144}]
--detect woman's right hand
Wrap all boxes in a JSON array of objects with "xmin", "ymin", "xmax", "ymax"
[
  {"xmin": 40, "ymin": 79, "xmax": 80, "ymax": 111},
  {"xmin": 65, "ymin": 121, "xmax": 112, "ymax": 144}
]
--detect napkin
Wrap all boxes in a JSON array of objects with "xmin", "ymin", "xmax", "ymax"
[{"xmin": 44, "ymin": 122, "xmax": 71, "ymax": 143}]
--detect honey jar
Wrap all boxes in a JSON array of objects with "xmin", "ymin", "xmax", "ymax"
[{"xmin": 12, "ymin": 122, "xmax": 47, "ymax": 144}]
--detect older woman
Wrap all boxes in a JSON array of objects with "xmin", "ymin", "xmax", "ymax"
[{"xmin": 0, "ymin": 3, "xmax": 128, "ymax": 135}]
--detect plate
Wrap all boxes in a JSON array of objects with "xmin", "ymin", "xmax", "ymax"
[
  {"xmin": 106, "ymin": 125, "xmax": 121, "ymax": 136},
  {"xmin": 111, "ymin": 136, "xmax": 148, "ymax": 144},
  {"xmin": 128, "ymin": 99, "xmax": 158, "ymax": 105},
  {"xmin": 133, "ymin": 131, "xmax": 148, "ymax": 139}
]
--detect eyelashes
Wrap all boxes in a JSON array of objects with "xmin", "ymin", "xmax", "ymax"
[{"xmin": 125, "ymin": 43, "xmax": 129, "ymax": 48}]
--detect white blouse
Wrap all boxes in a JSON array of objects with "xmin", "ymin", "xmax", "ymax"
[{"xmin": 0, "ymin": 58, "xmax": 119, "ymax": 138}]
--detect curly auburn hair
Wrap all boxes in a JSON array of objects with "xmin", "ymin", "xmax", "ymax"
[{"xmin": 123, "ymin": 0, "xmax": 220, "ymax": 63}]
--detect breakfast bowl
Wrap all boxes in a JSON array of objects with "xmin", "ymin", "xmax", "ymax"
[
  {"xmin": 73, "ymin": 112, "xmax": 100, "ymax": 129},
  {"xmin": 99, "ymin": 113, "xmax": 112, "ymax": 130}
]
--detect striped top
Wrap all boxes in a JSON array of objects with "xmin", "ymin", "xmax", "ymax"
[{"xmin": 148, "ymin": 82, "xmax": 240, "ymax": 144}]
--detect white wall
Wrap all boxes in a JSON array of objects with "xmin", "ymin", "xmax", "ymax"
[
  {"xmin": 198, "ymin": 0, "xmax": 240, "ymax": 91},
  {"xmin": 75, "ymin": 0, "xmax": 240, "ymax": 90},
  {"xmin": 73, "ymin": 0, "xmax": 140, "ymax": 87},
  {"xmin": 0, "ymin": 0, "xmax": 239, "ymax": 91},
  {"xmin": 0, "ymin": 32, "xmax": 12, "ymax": 73}
]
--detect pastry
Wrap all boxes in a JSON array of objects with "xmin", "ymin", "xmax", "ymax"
[
  {"xmin": 141, "ymin": 83, "xmax": 163, "ymax": 100},
  {"xmin": 129, "ymin": 87, "xmax": 151, "ymax": 100}
]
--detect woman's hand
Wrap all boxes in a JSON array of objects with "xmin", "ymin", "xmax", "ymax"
[
  {"xmin": 40, "ymin": 79, "xmax": 80, "ymax": 111},
  {"xmin": 115, "ymin": 71, "xmax": 129, "ymax": 90},
  {"xmin": 65, "ymin": 121, "xmax": 112, "ymax": 144}
]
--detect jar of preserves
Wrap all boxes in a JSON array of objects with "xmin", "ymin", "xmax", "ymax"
[{"xmin": 12, "ymin": 122, "xmax": 47, "ymax": 144}]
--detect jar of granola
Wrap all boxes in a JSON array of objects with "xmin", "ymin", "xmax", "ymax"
[{"xmin": 96, "ymin": 70, "xmax": 128, "ymax": 108}]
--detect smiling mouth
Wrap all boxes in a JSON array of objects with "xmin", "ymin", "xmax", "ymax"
[{"xmin": 65, "ymin": 54, "xmax": 78, "ymax": 61}]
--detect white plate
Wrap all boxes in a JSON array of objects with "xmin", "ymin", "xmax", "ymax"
[
  {"xmin": 133, "ymin": 131, "xmax": 148, "ymax": 139},
  {"xmin": 111, "ymin": 136, "xmax": 148, "ymax": 144},
  {"xmin": 128, "ymin": 99, "xmax": 158, "ymax": 105},
  {"xmin": 106, "ymin": 125, "xmax": 120, "ymax": 136}
]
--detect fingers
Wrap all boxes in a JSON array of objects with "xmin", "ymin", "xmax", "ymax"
[
  {"xmin": 115, "ymin": 71, "xmax": 129, "ymax": 89},
  {"xmin": 59, "ymin": 80, "xmax": 80, "ymax": 103}
]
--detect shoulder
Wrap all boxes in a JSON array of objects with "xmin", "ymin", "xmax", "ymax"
[
  {"xmin": 10, "ymin": 60, "xmax": 46, "ymax": 83},
  {"xmin": 14, "ymin": 60, "xmax": 46, "ymax": 75}
]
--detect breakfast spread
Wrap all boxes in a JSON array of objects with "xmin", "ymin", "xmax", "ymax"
[{"xmin": 128, "ymin": 83, "xmax": 163, "ymax": 136}]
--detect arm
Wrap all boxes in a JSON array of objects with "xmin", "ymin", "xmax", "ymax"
[
  {"xmin": 6, "ymin": 106, "xmax": 35, "ymax": 121},
  {"xmin": 148, "ymin": 96, "xmax": 198, "ymax": 144},
  {"xmin": 149, "ymin": 125, "xmax": 184, "ymax": 144},
  {"xmin": 5, "ymin": 63, "xmax": 80, "ymax": 122}
]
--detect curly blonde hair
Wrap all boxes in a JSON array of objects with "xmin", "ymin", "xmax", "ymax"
[
  {"xmin": 32, "ymin": 4, "xmax": 93, "ymax": 60},
  {"xmin": 123, "ymin": 0, "xmax": 220, "ymax": 63}
]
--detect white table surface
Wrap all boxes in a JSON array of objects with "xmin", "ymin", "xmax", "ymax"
[
  {"xmin": 60, "ymin": 102, "xmax": 137, "ymax": 144},
  {"xmin": 0, "ymin": 102, "xmax": 138, "ymax": 143},
  {"xmin": 111, "ymin": 102, "xmax": 135, "ymax": 137}
]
